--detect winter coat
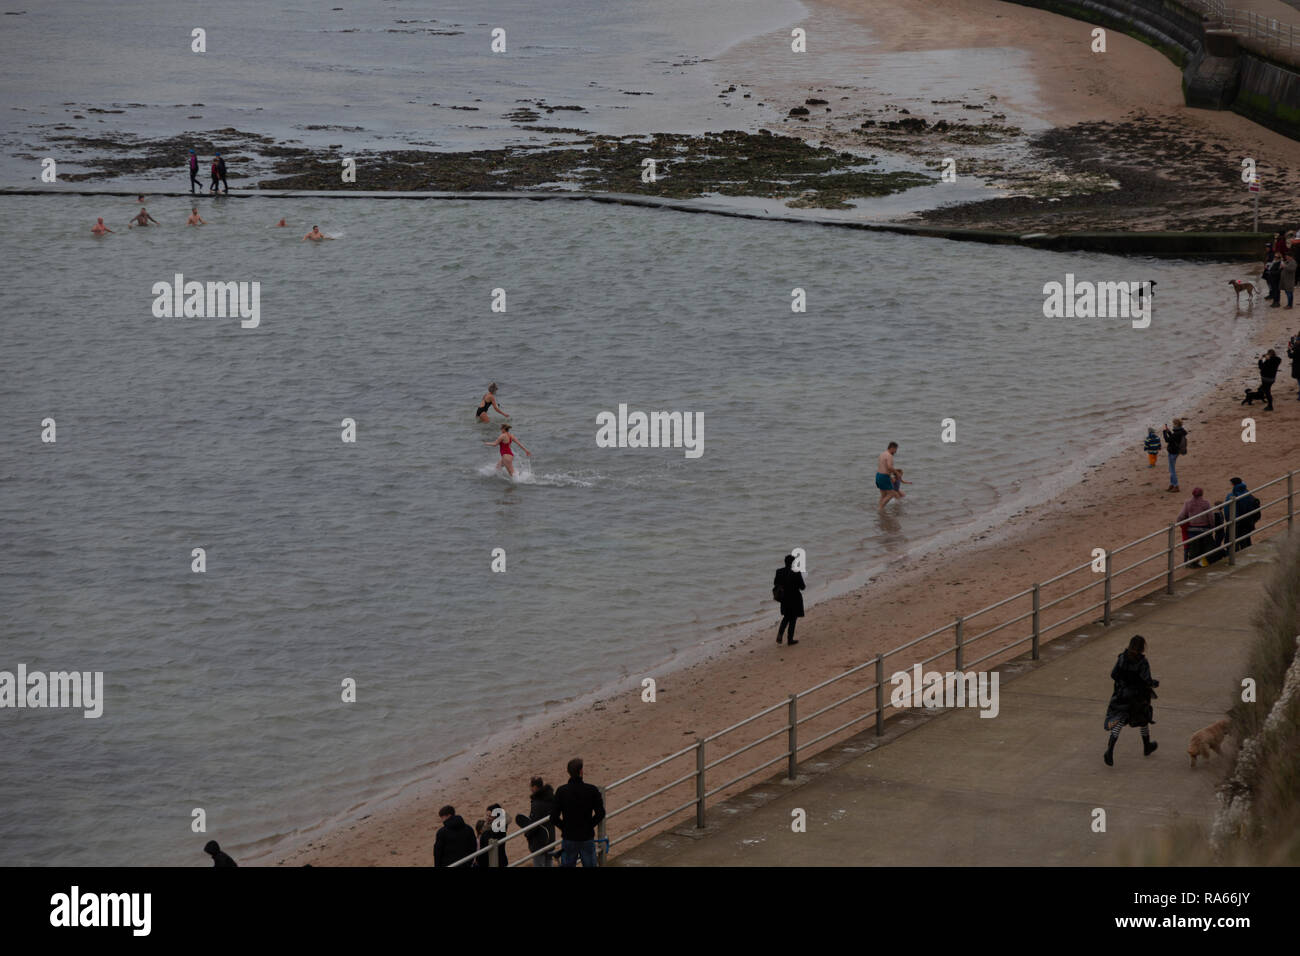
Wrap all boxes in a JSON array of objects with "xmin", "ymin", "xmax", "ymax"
[
  {"xmin": 1142, "ymin": 432, "xmax": 1161, "ymax": 454},
  {"xmin": 1162, "ymin": 426, "xmax": 1187, "ymax": 455},
  {"xmin": 514, "ymin": 785, "xmax": 556, "ymax": 854},
  {"xmin": 475, "ymin": 827, "xmax": 508, "ymax": 868},
  {"xmin": 1104, "ymin": 651, "xmax": 1158, "ymax": 729},
  {"xmin": 552, "ymin": 776, "xmax": 606, "ymax": 842},
  {"xmin": 433, "ymin": 814, "xmax": 478, "ymax": 867},
  {"xmin": 1260, "ymin": 354, "xmax": 1282, "ymax": 383},
  {"xmin": 1282, "ymin": 258, "xmax": 1296, "ymax": 293},
  {"xmin": 774, "ymin": 567, "xmax": 805, "ymax": 618}
]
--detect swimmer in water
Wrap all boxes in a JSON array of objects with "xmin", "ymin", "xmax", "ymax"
[
  {"xmin": 91, "ymin": 217, "xmax": 114, "ymax": 236},
  {"xmin": 485, "ymin": 424, "xmax": 531, "ymax": 478},
  {"xmin": 302, "ymin": 225, "xmax": 333, "ymax": 241},
  {"xmin": 136, "ymin": 194, "xmax": 146, "ymax": 204},
  {"xmin": 186, "ymin": 207, "xmax": 206, "ymax": 226},
  {"xmin": 475, "ymin": 382, "xmax": 508, "ymax": 422},
  {"xmin": 128, "ymin": 208, "xmax": 160, "ymax": 228},
  {"xmin": 274, "ymin": 218, "xmax": 287, "ymax": 227}
]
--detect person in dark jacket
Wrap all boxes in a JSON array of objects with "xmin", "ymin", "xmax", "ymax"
[
  {"xmin": 1258, "ymin": 349, "xmax": 1282, "ymax": 411},
  {"xmin": 1103, "ymin": 634, "xmax": 1159, "ymax": 766},
  {"xmin": 203, "ymin": 839, "xmax": 238, "ymax": 867},
  {"xmin": 773, "ymin": 553, "xmax": 805, "ymax": 646},
  {"xmin": 1161, "ymin": 420, "xmax": 1186, "ymax": 492},
  {"xmin": 433, "ymin": 805, "xmax": 478, "ymax": 867},
  {"xmin": 1223, "ymin": 478, "xmax": 1261, "ymax": 550},
  {"xmin": 473, "ymin": 803, "xmax": 508, "ymax": 867},
  {"xmin": 1263, "ymin": 255, "xmax": 1281, "ymax": 306},
  {"xmin": 215, "ymin": 152, "xmax": 229, "ymax": 194},
  {"xmin": 514, "ymin": 776, "xmax": 557, "ymax": 867},
  {"xmin": 552, "ymin": 757, "xmax": 605, "ymax": 867},
  {"xmin": 1288, "ymin": 332, "xmax": 1300, "ymax": 400}
]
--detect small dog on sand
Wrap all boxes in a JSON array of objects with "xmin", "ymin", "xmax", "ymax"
[
  {"xmin": 1241, "ymin": 385, "xmax": 1265, "ymax": 405},
  {"xmin": 1229, "ymin": 279, "xmax": 1258, "ymax": 305},
  {"xmin": 1188, "ymin": 717, "xmax": 1231, "ymax": 767}
]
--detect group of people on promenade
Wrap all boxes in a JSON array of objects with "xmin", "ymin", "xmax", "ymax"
[
  {"xmin": 476, "ymin": 383, "xmax": 533, "ymax": 477},
  {"xmin": 1174, "ymin": 477, "xmax": 1262, "ymax": 567},
  {"xmin": 433, "ymin": 758, "xmax": 606, "ymax": 867}
]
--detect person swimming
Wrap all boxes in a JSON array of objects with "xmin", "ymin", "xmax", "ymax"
[
  {"xmin": 128, "ymin": 208, "xmax": 160, "ymax": 228},
  {"xmin": 302, "ymin": 225, "xmax": 333, "ymax": 241},
  {"xmin": 476, "ymin": 383, "xmax": 507, "ymax": 422},
  {"xmin": 485, "ymin": 424, "xmax": 530, "ymax": 478},
  {"xmin": 186, "ymin": 207, "xmax": 206, "ymax": 226},
  {"xmin": 274, "ymin": 218, "xmax": 287, "ymax": 227},
  {"xmin": 91, "ymin": 217, "xmax": 114, "ymax": 236}
]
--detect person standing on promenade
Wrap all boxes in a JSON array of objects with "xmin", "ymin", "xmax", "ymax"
[
  {"xmin": 773, "ymin": 553, "xmax": 805, "ymax": 646},
  {"xmin": 1281, "ymin": 253, "xmax": 1296, "ymax": 309},
  {"xmin": 1176, "ymin": 487, "xmax": 1214, "ymax": 566},
  {"xmin": 1263, "ymin": 255, "xmax": 1281, "ymax": 307},
  {"xmin": 514, "ymin": 776, "xmax": 557, "ymax": 867},
  {"xmin": 1103, "ymin": 635, "xmax": 1159, "ymax": 766},
  {"xmin": 1259, "ymin": 349, "xmax": 1282, "ymax": 412},
  {"xmin": 876, "ymin": 441, "xmax": 903, "ymax": 512},
  {"xmin": 1142, "ymin": 426, "xmax": 1161, "ymax": 468},
  {"xmin": 187, "ymin": 149, "xmax": 201, "ymax": 194},
  {"xmin": 433, "ymin": 805, "xmax": 478, "ymax": 867},
  {"xmin": 1223, "ymin": 478, "xmax": 1261, "ymax": 551},
  {"xmin": 1288, "ymin": 332, "xmax": 1300, "ymax": 400},
  {"xmin": 1161, "ymin": 420, "xmax": 1186, "ymax": 492},
  {"xmin": 552, "ymin": 757, "xmax": 605, "ymax": 867},
  {"xmin": 474, "ymin": 803, "xmax": 508, "ymax": 867},
  {"xmin": 203, "ymin": 840, "xmax": 238, "ymax": 867}
]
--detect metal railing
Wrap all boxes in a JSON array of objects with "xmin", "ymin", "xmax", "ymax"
[
  {"xmin": 1190, "ymin": 0, "xmax": 1300, "ymax": 57},
  {"xmin": 450, "ymin": 468, "xmax": 1296, "ymax": 867}
]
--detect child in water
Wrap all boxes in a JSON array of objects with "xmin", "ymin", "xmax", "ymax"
[{"xmin": 1143, "ymin": 426, "xmax": 1161, "ymax": 468}]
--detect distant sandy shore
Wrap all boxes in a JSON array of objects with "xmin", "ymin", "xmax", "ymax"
[{"xmin": 272, "ymin": 0, "xmax": 1300, "ymax": 867}]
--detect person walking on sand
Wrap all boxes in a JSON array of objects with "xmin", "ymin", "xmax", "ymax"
[
  {"xmin": 773, "ymin": 553, "xmax": 805, "ymax": 646},
  {"xmin": 1176, "ymin": 487, "xmax": 1214, "ymax": 566},
  {"xmin": 876, "ymin": 441, "xmax": 903, "ymax": 511},
  {"xmin": 475, "ymin": 382, "xmax": 507, "ymax": 422},
  {"xmin": 514, "ymin": 776, "xmax": 557, "ymax": 867},
  {"xmin": 187, "ymin": 149, "xmax": 201, "ymax": 194},
  {"xmin": 1103, "ymin": 634, "xmax": 1159, "ymax": 766},
  {"xmin": 128, "ymin": 207, "xmax": 160, "ymax": 228},
  {"xmin": 486, "ymin": 423, "xmax": 530, "ymax": 477},
  {"xmin": 552, "ymin": 757, "xmax": 605, "ymax": 867},
  {"xmin": 1259, "ymin": 349, "xmax": 1281, "ymax": 412},
  {"xmin": 1142, "ymin": 426, "xmax": 1161, "ymax": 468},
  {"xmin": 202, "ymin": 840, "xmax": 238, "ymax": 867},
  {"xmin": 90, "ymin": 217, "xmax": 113, "ymax": 236},
  {"xmin": 1281, "ymin": 253, "xmax": 1296, "ymax": 309},
  {"xmin": 302, "ymin": 225, "xmax": 333, "ymax": 241},
  {"xmin": 433, "ymin": 805, "xmax": 478, "ymax": 867},
  {"xmin": 1161, "ymin": 420, "xmax": 1186, "ymax": 492},
  {"xmin": 186, "ymin": 207, "xmax": 206, "ymax": 226}
]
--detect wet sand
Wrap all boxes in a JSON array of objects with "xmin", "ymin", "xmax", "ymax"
[{"xmin": 270, "ymin": 0, "xmax": 1300, "ymax": 867}]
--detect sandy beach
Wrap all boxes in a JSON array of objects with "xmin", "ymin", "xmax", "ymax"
[{"xmin": 257, "ymin": 0, "xmax": 1300, "ymax": 867}]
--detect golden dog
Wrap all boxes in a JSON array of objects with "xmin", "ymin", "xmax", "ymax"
[{"xmin": 1188, "ymin": 717, "xmax": 1231, "ymax": 768}]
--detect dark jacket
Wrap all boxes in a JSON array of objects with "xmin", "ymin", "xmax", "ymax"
[
  {"xmin": 1259, "ymin": 354, "xmax": 1282, "ymax": 382},
  {"xmin": 552, "ymin": 776, "xmax": 606, "ymax": 842},
  {"xmin": 433, "ymin": 814, "xmax": 478, "ymax": 867},
  {"xmin": 475, "ymin": 826, "xmax": 508, "ymax": 868},
  {"xmin": 515, "ymin": 785, "xmax": 556, "ymax": 854},
  {"xmin": 1288, "ymin": 337, "xmax": 1300, "ymax": 376},
  {"xmin": 1223, "ymin": 486, "xmax": 1260, "ymax": 542},
  {"xmin": 1162, "ymin": 426, "xmax": 1186, "ymax": 455},
  {"xmin": 774, "ymin": 567, "xmax": 805, "ymax": 618},
  {"xmin": 1104, "ymin": 651, "xmax": 1158, "ymax": 729}
]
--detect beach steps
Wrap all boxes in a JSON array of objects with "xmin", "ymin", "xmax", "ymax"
[{"xmin": 613, "ymin": 540, "xmax": 1280, "ymax": 866}]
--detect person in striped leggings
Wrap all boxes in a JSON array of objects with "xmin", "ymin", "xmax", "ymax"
[{"xmin": 1103, "ymin": 634, "xmax": 1159, "ymax": 766}]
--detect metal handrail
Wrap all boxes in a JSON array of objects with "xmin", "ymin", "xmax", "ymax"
[{"xmin": 448, "ymin": 469, "xmax": 1295, "ymax": 866}]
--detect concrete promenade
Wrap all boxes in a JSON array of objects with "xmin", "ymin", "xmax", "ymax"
[{"xmin": 617, "ymin": 541, "xmax": 1281, "ymax": 866}]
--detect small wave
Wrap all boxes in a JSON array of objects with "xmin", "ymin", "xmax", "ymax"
[{"xmin": 474, "ymin": 461, "xmax": 599, "ymax": 488}]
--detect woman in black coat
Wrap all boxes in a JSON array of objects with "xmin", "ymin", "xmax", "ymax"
[
  {"xmin": 773, "ymin": 554, "xmax": 805, "ymax": 646},
  {"xmin": 1103, "ymin": 634, "xmax": 1159, "ymax": 766},
  {"xmin": 514, "ymin": 777, "xmax": 557, "ymax": 867}
]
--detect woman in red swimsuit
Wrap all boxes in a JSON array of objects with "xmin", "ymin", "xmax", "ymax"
[{"xmin": 485, "ymin": 423, "xmax": 531, "ymax": 477}]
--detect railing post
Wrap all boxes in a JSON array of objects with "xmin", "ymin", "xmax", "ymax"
[
  {"xmin": 1288, "ymin": 471, "xmax": 1294, "ymax": 530},
  {"xmin": 1031, "ymin": 584, "xmax": 1041, "ymax": 660},
  {"xmin": 1103, "ymin": 550, "xmax": 1112, "ymax": 625},
  {"xmin": 1166, "ymin": 523, "xmax": 1176, "ymax": 594},
  {"xmin": 954, "ymin": 616, "xmax": 964, "ymax": 671},
  {"xmin": 488, "ymin": 837, "xmax": 499, "ymax": 867},
  {"xmin": 695, "ymin": 739, "xmax": 706, "ymax": 828},
  {"xmin": 787, "ymin": 693, "xmax": 798, "ymax": 780},
  {"xmin": 596, "ymin": 788, "xmax": 607, "ymax": 865},
  {"xmin": 1228, "ymin": 497, "xmax": 1238, "ymax": 566},
  {"xmin": 875, "ymin": 654, "xmax": 884, "ymax": 737}
]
